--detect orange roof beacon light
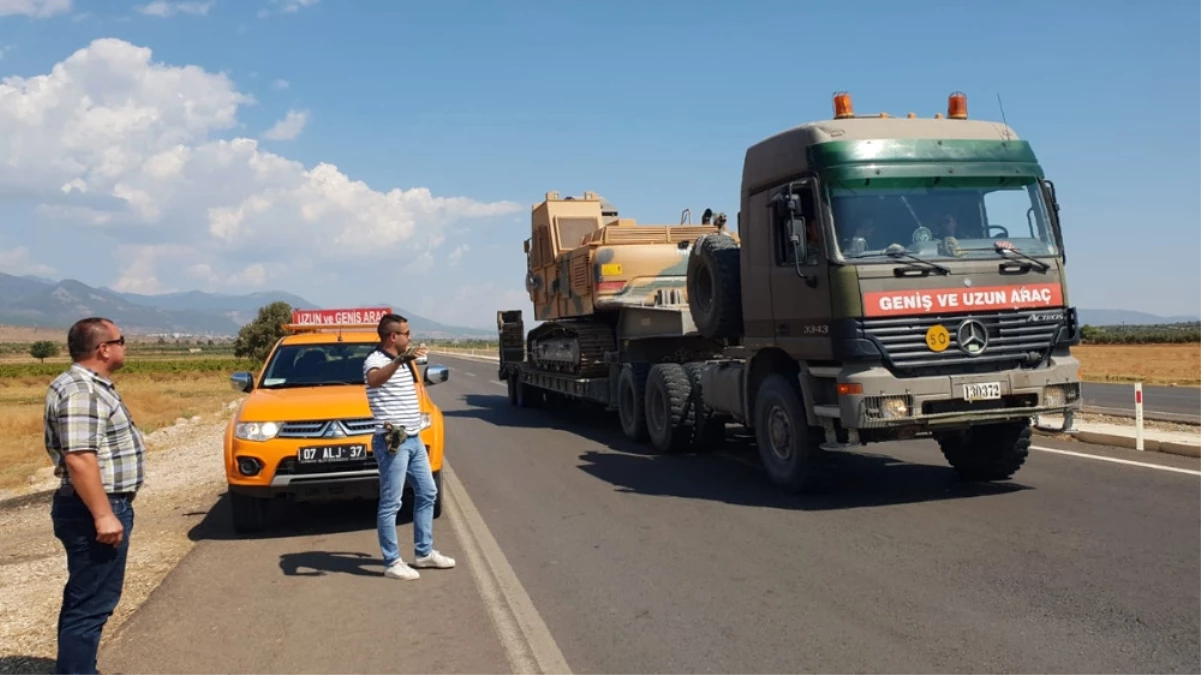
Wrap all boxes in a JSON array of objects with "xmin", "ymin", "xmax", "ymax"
[
  {"xmin": 948, "ymin": 91, "xmax": 968, "ymax": 119},
  {"xmin": 833, "ymin": 91, "xmax": 854, "ymax": 119}
]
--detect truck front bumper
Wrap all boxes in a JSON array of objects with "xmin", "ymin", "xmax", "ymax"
[{"xmin": 835, "ymin": 354, "xmax": 1082, "ymax": 430}]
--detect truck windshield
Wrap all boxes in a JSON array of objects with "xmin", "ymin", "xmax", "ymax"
[{"xmin": 826, "ymin": 176, "xmax": 1058, "ymax": 262}]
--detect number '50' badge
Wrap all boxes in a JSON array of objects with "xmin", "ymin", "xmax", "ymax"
[{"xmin": 925, "ymin": 324, "xmax": 950, "ymax": 352}]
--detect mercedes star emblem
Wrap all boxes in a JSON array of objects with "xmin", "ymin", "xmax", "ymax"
[{"xmin": 957, "ymin": 319, "xmax": 989, "ymax": 355}]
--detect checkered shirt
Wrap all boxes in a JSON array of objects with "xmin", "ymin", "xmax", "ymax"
[{"xmin": 44, "ymin": 364, "xmax": 146, "ymax": 493}]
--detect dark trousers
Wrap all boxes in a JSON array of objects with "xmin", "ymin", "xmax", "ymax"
[{"xmin": 50, "ymin": 492, "xmax": 135, "ymax": 675}]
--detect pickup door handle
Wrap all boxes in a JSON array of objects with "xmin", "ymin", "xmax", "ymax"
[{"xmin": 777, "ymin": 324, "xmax": 789, "ymax": 335}]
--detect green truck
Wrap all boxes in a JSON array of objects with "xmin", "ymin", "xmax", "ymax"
[{"xmin": 498, "ymin": 91, "xmax": 1082, "ymax": 491}]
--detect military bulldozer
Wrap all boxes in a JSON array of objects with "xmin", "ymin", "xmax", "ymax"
[{"xmin": 508, "ymin": 192, "xmax": 735, "ymax": 380}]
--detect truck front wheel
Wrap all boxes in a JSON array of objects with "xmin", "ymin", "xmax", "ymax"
[
  {"xmin": 753, "ymin": 374, "xmax": 826, "ymax": 492},
  {"xmin": 936, "ymin": 420, "xmax": 1031, "ymax": 481}
]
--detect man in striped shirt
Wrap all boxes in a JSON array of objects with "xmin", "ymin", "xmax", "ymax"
[
  {"xmin": 364, "ymin": 313, "xmax": 455, "ymax": 580},
  {"xmin": 44, "ymin": 316, "xmax": 146, "ymax": 674}
]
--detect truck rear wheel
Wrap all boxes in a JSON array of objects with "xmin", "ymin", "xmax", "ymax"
[
  {"xmin": 683, "ymin": 362, "xmax": 725, "ymax": 451},
  {"xmin": 937, "ymin": 420, "xmax": 1031, "ymax": 481},
  {"xmin": 753, "ymin": 374, "xmax": 827, "ymax": 492},
  {"xmin": 617, "ymin": 363, "xmax": 650, "ymax": 441},
  {"xmin": 644, "ymin": 363, "xmax": 696, "ymax": 453},
  {"xmin": 687, "ymin": 233, "xmax": 742, "ymax": 340}
]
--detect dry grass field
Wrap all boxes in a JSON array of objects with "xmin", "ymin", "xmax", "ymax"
[
  {"xmin": 0, "ymin": 365, "xmax": 242, "ymax": 492},
  {"xmin": 1074, "ymin": 343, "xmax": 1200, "ymax": 387}
]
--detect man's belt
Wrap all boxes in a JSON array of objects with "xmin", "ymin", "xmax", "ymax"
[{"xmin": 56, "ymin": 484, "xmax": 136, "ymax": 501}]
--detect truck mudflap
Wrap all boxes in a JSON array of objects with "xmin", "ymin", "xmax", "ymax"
[{"xmin": 829, "ymin": 355, "xmax": 1083, "ymax": 431}]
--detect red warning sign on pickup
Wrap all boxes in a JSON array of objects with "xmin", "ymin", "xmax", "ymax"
[
  {"xmin": 291, "ymin": 307, "xmax": 392, "ymax": 325},
  {"xmin": 863, "ymin": 284, "xmax": 1063, "ymax": 317}
]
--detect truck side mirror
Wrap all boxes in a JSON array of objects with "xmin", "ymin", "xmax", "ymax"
[{"xmin": 523, "ymin": 238, "xmax": 531, "ymax": 254}]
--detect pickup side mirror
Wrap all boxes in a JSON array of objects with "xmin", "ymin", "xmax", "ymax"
[
  {"xmin": 423, "ymin": 364, "xmax": 449, "ymax": 386},
  {"xmin": 230, "ymin": 371, "xmax": 254, "ymax": 393}
]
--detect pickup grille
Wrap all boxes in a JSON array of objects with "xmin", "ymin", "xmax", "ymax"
[
  {"xmin": 860, "ymin": 308, "xmax": 1068, "ymax": 376},
  {"xmin": 278, "ymin": 418, "xmax": 377, "ymax": 438}
]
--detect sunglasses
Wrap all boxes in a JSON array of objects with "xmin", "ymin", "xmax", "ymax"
[{"xmin": 99, "ymin": 335, "xmax": 125, "ymax": 348}]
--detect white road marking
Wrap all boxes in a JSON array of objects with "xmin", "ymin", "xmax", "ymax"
[
  {"xmin": 443, "ymin": 460, "xmax": 572, "ymax": 674},
  {"xmin": 464, "ymin": 371, "xmax": 478, "ymax": 377},
  {"xmin": 1031, "ymin": 445, "xmax": 1201, "ymax": 476}
]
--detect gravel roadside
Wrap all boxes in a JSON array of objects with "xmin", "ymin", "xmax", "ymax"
[{"xmin": 0, "ymin": 400, "xmax": 240, "ymax": 674}]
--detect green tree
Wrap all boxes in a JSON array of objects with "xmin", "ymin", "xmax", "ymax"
[
  {"xmin": 30, "ymin": 340, "xmax": 59, "ymax": 363},
  {"xmin": 234, "ymin": 301, "xmax": 293, "ymax": 364}
]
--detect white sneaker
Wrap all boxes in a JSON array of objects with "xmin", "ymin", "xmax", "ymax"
[
  {"xmin": 413, "ymin": 550, "xmax": 456, "ymax": 569},
  {"xmin": 383, "ymin": 561, "xmax": 420, "ymax": 580}
]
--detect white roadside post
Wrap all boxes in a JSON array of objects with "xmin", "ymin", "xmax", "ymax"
[{"xmin": 1134, "ymin": 382, "xmax": 1144, "ymax": 451}]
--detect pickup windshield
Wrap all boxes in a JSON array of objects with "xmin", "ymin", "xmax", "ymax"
[
  {"xmin": 258, "ymin": 342, "xmax": 378, "ymax": 388},
  {"xmin": 826, "ymin": 176, "xmax": 1059, "ymax": 262}
]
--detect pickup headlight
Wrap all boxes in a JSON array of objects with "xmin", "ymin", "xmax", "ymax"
[{"xmin": 235, "ymin": 421, "xmax": 281, "ymax": 441}]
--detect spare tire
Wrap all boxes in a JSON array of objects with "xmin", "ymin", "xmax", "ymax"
[{"xmin": 687, "ymin": 233, "xmax": 743, "ymax": 340}]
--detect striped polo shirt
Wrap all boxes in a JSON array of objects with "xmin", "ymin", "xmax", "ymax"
[
  {"xmin": 44, "ymin": 363, "xmax": 147, "ymax": 494},
  {"xmin": 363, "ymin": 348, "xmax": 422, "ymax": 433}
]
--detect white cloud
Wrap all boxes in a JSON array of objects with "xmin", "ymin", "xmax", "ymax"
[
  {"xmin": 274, "ymin": 0, "xmax": 317, "ymax": 12},
  {"xmin": 135, "ymin": 1, "xmax": 213, "ymax": 17},
  {"xmin": 0, "ymin": 0, "xmax": 71, "ymax": 19},
  {"xmin": 272, "ymin": 78, "xmax": 289, "ymax": 89},
  {"xmin": 0, "ymin": 245, "xmax": 55, "ymax": 276},
  {"xmin": 261, "ymin": 108, "xmax": 307, "ymax": 140},
  {"xmin": 447, "ymin": 243, "xmax": 468, "ymax": 265},
  {"xmin": 258, "ymin": 0, "xmax": 316, "ymax": 18},
  {"xmin": 0, "ymin": 37, "xmax": 522, "ymax": 320}
]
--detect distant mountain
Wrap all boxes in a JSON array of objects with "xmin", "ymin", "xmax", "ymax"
[
  {"xmin": 0, "ymin": 272, "xmax": 494, "ymax": 338},
  {"xmin": 113, "ymin": 289, "xmax": 318, "ymax": 326},
  {"xmin": 1078, "ymin": 309, "xmax": 1200, "ymax": 326}
]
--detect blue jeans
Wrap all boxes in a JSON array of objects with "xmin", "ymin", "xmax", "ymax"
[
  {"xmin": 51, "ymin": 492, "xmax": 135, "ymax": 675},
  {"xmin": 374, "ymin": 432, "xmax": 437, "ymax": 566}
]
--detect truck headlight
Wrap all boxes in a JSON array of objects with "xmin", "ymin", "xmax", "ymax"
[{"xmin": 235, "ymin": 421, "xmax": 281, "ymax": 441}]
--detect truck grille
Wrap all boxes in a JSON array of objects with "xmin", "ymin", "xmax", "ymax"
[
  {"xmin": 277, "ymin": 418, "xmax": 377, "ymax": 438},
  {"xmin": 860, "ymin": 308, "xmax": 1068, "ymax": 376}
]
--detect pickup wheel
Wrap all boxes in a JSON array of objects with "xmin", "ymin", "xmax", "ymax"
[
  {"xmin": 617, "ymin": 363, "xmax": 650, "ymax": 441},
  {"xmin": 644, "ymin": 363, "xmax": 695, "ymax": 453},
  {"xmin": 229, "ymin": 491, "xmax": 270, "ymax": 534},
  {"xmin": 753, "ymin": 374, "xmax": 827, "ymax": 492},
  {"xmin": 937, "ymin": 420, "xmax": 1031, "ymax": 480},
  {"xmin": 433, "ymin": 469, "xmax": 443, "ymax": 519}
]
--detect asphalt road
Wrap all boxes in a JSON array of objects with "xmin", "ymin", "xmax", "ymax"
[
  {"xmin": 1081, "ymin": 382, "xmax": 1200, "ymax": 422},
  {"xmin": 100, "ymin": 353, "xmax": 1201, "ymax": 674}
]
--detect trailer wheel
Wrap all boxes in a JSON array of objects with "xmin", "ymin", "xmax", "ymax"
[
  {"xmin": 506, "ymin": 373, "xmax": 519, "ymax": 405},
  {"xmin": 515, "ymin": 375, "xmax": 542, "ymax": 408},
  {"xmin": 753, "ymin": 374, "xmax": 827, "ymax": 492},
  {"xmin": 687, "ymin": 233, "xmax": 743, "ymax": 340},
  {"xmin": 617, "ymin": 363, "xmax": 650, "ymax": 441},
  {"xmin": 644, "ymin": 363, "xmax": 696, "ymax": 453}
]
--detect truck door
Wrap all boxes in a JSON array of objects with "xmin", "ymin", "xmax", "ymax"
[{"xmin": 767, "ymin": 177, "xmax": 830, "ymax": 359}]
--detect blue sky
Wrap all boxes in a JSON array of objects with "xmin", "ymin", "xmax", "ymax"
[{"xmin": 0, "ymin": 0, "xmax": 1197, "ymax": 329}]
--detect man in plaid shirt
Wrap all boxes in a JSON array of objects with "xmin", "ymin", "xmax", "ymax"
[{"xmin": 44, "ymin": 317, "xmax": 146, "ymax": 675}]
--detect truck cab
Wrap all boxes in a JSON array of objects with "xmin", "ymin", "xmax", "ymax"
[{"xmin": 688, "ymin": 92, "xmax": 1082, "ymax": 490}]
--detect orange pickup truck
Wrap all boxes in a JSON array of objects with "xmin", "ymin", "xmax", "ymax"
[{"xmin": 224, "ymin": 309, "xmax": 449, "ymax": 533}]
